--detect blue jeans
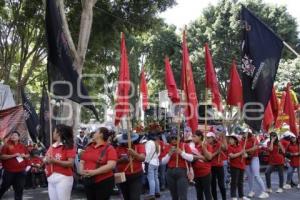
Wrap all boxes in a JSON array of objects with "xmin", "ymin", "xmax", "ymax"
[
  {"xmin": 147, "ymin": 164, "xmax": 160, "ymax": 195},
  {"xmin": 245, "ymin": 157, "xmax": 266, "ymax": 193},
  {"xmin": 159, "ymin": 163, "xmax": 166, "ymax": 189},
  {"xmin": 286, "ymin": 166, "xmax": 300, "ymax": 184}
]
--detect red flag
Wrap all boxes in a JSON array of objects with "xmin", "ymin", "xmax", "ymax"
[
  {"xmin": 283, "ymin": 84, "xmax": 297, "ymax": 134},
  {"xmin": 270, "ymin": 87, "xmax": 279, "ymax": 121},
  {"xmin": 226, "ymin": 59, "xmax": 243, "ymax": 107},
  {"xmin": 165, "ymin": 57, "xmax": 180, "ymax": 103},
  {"xmin": 140, "ymin": 68, "xmax": 148, "ymax": 111},
  {"xmin": 181, "ymin": 30, "xmax": 198, "ymax": 132},
  {"xmin": 263, "ymin": 101, "xmax": 274, "ymax": 131},
  {"xmin": 204, "ymin": 43, "xmax": 223, "ymax": 111},
  {"xmin": 114, "ymin": 33, "xmax": 130, "ymax": 126},
  {"xmin": 275, "ymin": 91, "xmax": 287, "ymax": 128}
]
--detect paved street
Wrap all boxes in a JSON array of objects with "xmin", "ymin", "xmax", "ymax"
[{"xmin": 2, "ymin": 172, "xmax": 300, "ymax": 200}]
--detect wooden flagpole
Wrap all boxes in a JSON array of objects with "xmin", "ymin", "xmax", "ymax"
[
  {"xmin": 175, "ymin": 91, "xmax": 182, "ymax": 168},
  {"xmin": 47, "ymin": 91, "xmax": 53, "ymax": 172},
  {"xmin": 126, "ymin": 114, "xmax": 133, "ymax": 172}
]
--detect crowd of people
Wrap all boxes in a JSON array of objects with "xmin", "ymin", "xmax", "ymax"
[{"xmin": 0, "ymin": 123, "xmax": 299, "ymax": 200}]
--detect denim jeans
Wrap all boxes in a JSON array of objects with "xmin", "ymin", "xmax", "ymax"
[
  {"xmin": 245, "ymin": 157, "xmax": 266, "ymax": 193},
  {"xmin": 159, "ymin": 163, "xmax": 167, "ymax": 189},
  {"xmin": 147, "ymin": 164, "xmax": 160, "ymax": 195},
  {"xmin": 286, "ymin": 166, "xmax": 300, "ymax": 184}
]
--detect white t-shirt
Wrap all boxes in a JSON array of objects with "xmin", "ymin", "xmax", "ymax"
[{"xmin": 145, "ymin": 140, "xmax": 160, "ymax": 166}]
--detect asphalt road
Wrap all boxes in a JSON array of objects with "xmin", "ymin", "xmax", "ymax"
[{"xmin": 2, "ymin": 172, "xmax": 300, "ymax": 200}]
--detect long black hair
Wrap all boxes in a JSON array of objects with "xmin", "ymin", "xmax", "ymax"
[{"xmin": 55, "ymin": 124, "xmax": 74, "ymax": 149}]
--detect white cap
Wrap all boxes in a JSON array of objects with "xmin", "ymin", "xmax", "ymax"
[{"xmin": 206, "ymin": 132, "xmax": 216, "ymax": 138}]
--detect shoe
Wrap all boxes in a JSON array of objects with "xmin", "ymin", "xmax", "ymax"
[
  {"xmin": 258, "ymin": 192, "xmax": 269, "ymax": 199},
  {"xmin": 155, "ymin": 193, "xmax": 161, "ymax": 198},
  {"xmin": 232, "ymin": 198, "xmax": 238, "ymax": 200},
  {"xmin": 276, "ymin": 188, "xmax": 283, "ymax": 193},
  {"xmin": 242, "ymin": 197, "xmax": 251, "ymax": 200},
  {"xmin": 283, "ymin": 184, "xmax": 291, "ymax": 189},
  {"xmin": 247, "ymin": 191, "xmax": 255, "ymax": 198},
  {"xmin": 297, "ymin": 184, "xmax": 300, "ymax": 189},
  {"xmin": 266, "ymin": 188, "xmax": 272, "ymax": 193},
  {"xmin": 144, "ymin": 195, "xmax": 156, "ymax": 200}
]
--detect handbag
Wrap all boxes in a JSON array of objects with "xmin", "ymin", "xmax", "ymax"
[
  {"xmin": 81, "ymin": 144, "xmax": 110, "ymax": 187},
  {"xmin": 144, "ymin": 148, "xmax": 156, "ymax": 175},
  {"xmin": 114, "ymin": 163, "xmax": 130, "ymax": 184}
]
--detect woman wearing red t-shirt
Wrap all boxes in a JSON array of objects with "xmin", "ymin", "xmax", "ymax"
[
  {"xmin": 0, "ymin": 131, "xmax": 29, "ymax": 200},
  {"xmin": 161, "ymin": 129, "xmax": 194, "ymax": 200},
  {"xmin": 191, "ymin": 130, "xmax": 213, "ymax": 200},
  {"xmin": 44, "ymin": 124, "xmax": 76, "ymax": 200},
  {"xmin": 208, "ymin": 130, "xmax": 227, "ymax": 200},
  {"xmin": 227, "ymin": 134, "xmax": 247, "ymax": 200},
  {"xmin": 285, "ymin": 134, "xmax": 300, "ymax": 189},
  {"xmin": 79, "ymin": 127, "xmax": 117, "ymax": 200},
  {"xmin": 265, "ymin": 132, "xmax": 286, "ymax": 193},
  {"xmin": 116, "ymin": 132, "xmax": 145, "ymax": 200}
]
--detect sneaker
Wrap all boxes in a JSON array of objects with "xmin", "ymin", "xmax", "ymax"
[
  {"xmin": 242, "ymin": 197, "xmax": 251, "ymax": 200},
  {"xmin": 283, "ymin": 184, "xmax": 291, "ymax": 189},
  {"xmin": 155, "ymin": 193, "xmax": 161, "ymax": 198},
  {"xmin": 266, "ymin": 188, "xmax": 272, "ymax": 193},
  {"xmin": 232, "ymin": 198, "xmax": 238, "ymax": 200},
  {"xmin": 144, "ymin": 195, "xmax": 156, "ymax": 200},
  {"xmin": 258, "ymin": 192, "xmax": 269, "ymax": 199},
  {"xmin": 276, "ymin": 188, "xmax": 283, "ymax": 193},
  {"xmin": 297, "ymin": 184, "xmax": 300, "ymax": 189},
  {"xmin": 247, "ymin": 191, "xmax": 255, "ymax": 198}
]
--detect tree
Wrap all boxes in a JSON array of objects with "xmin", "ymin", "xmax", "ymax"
[{"xmin": 0, "ymin": 0, "xmax": 46, "ymax": 103}]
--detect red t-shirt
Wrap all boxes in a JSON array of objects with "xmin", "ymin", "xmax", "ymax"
[
  {"xmin": 210, "ymin": 141, "xmax": 225, "ymax": 167},
  {"xmin": 116, "ymin": 144, "xmax": 145, "ymax": 176},
  {"xmin": 158, "ymin": 140, "xmax": 167, "ymax": 160},
  {"xmin": 81, "ymin": 143, "xmax": 117, "ymax": 183},
  {"xmin": 0, "ymin": 141, "xmax": 28, "ymax": 172},
  {"xmin": 45, "ymin": 144, "xmax": 76, "ymax": 177},
  {"xmin": 244, "ymin": 136, "xmax": 259, "ymax": 165},
  {"xmin": 267, "ymin": 141, "xmax": 286, "ymax": 165},
  {"xmin": 30, "ymin": 156, "xmax": 44, "ymax": 173},
  {"xmin": 192, "ymin": 144, "xmax": 212, "ymax": 177},
  {"xmin": 228, "ymin": 144, "xmax": 245, "ymax": 170},
  {"xmin": 286, "ymin": 143, "xmax": 300, "ymax": 167},
  {"xmin": 162, "ymin": 142, "xmax": 192, "ymax": 169}
]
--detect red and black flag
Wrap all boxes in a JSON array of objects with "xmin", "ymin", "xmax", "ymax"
[
  {"xmin": 45, "ymin": 0, "xmax": 98, "ymax": 120},
  {"xmin": 241, "ymin": 6, "xmax": 283, "ymax": 131}
]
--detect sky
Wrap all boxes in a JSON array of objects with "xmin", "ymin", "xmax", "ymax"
[{"xmin": 159, "ymin": 0, "xmax": 300, "ymax": 33}]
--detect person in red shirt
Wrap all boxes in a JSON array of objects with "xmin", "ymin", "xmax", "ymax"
[
  {"xmin": 208, "ymin": 129, "xmax": 227, "ymax": 200},
  {"xmin": 191, "ymin": 130, "xmax": 213, "ymax": 200},
  {"xmin": 227, "ymin": 134, "xmax": 248, "ymax": 200},
  {"xmin": 79, "ymin": 127, "xmax": 117, "ymax": 200},
  {"xmin": 161, "ymin": 128, "xmax": 194, "ymax": 200},
  {"xmin": 265, "ymin": 131, "xmax": 286, "ymax": 193},
  {"xmin": 44, "ymin": 124, "xmax": 76, "ymax": 200},
  {"xmin": 29, "ymin": 150, "xmax": 46, "ymax": 188},
  {"xmin": 115, "ymin": 132, "xmax": 145, "ymax": 200},
  {"xmin": 285, "ymin": 134, "xmax": 300, "ymax": 189},
  {"xmin": 242, "ymin": 129, "xmax": 269, "ymax": 199},
  {"xmin": 0, "ymin": 131, "xmax": 29, "ymax": 200}
]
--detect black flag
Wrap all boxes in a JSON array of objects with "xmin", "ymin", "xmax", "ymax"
[
  {"xmin": 45, "ymin": 0, "xmax": 99, "ymax": 120},
  {"xmin": 39, "ymin": 85, "xmax": 52, "ymax": 149},
  {"xmin": 21, "ymin": 88, "xmax": 38, "ymax": 143},
  {"xmin": 241, "ymin": 6, "xmax": 283, "ymax": 131}
]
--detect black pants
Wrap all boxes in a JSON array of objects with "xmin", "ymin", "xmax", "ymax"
[
  {"xmin": 211, "ymin": 166, "xmax": 226, "ymax": 200},
  {"xmin": 0, "ymin": 170, "xmax": 26, "ymax": 200},
  {"xmin": 84, "ymin": 176, "xmax": 114, "ymax": 200},
  {"xmin": 265, "ymin": 164, "xmax": 284, "ymax": 189},
  {"xmin": 166, "ymin": 168, "xmax": 189, "ymax": 200},
  {"xmin": 230, "ymin": 167, "xmax": 244, "ymax": 198},
  {"xmin": 119, "ymin": 173, "xmax": 142, "ymax": 200},
  {"xmin": 194, "ymin": 174, "xmax": 212, "ymax": 200}
]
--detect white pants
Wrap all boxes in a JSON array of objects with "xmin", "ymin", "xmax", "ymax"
[{"xmin": 47, "ymin": 173, "xmax": 73, "ymax": 200}]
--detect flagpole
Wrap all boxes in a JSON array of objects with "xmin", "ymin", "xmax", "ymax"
[
  {"xmin": 47, "ymin": 90, "xmax": 53, "ymax": 173},
  {"xmin": 176, "ymin": 91, "xmax": 183, "ymax": 168},
  {"xmin": 204, "ymin": 87, "xmax": 208, "ymax": 136},
  {"xmin": 283, "ymin": 41, "xmax": 300, "ymax": 57},
  {"xmin": 126, "ymin": 114, "xmax": 133, "ymax": 173}
]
